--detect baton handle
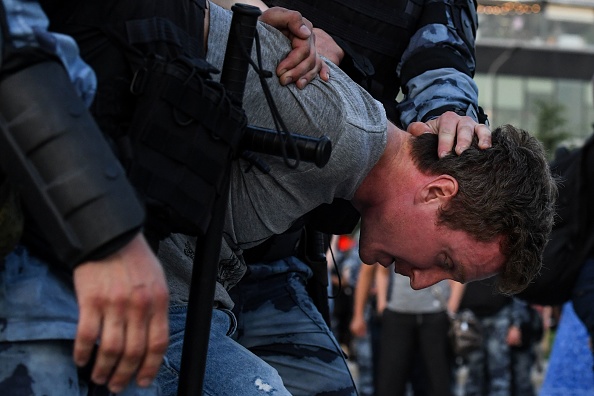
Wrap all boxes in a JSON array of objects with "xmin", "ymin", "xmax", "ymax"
[
  {"xmin": 243, "ymin": 125, "xmax": 332, "ymax": 168},
  {"xmin": 220, "ymin": 3, "xmax": 261, "ymax": 104}
]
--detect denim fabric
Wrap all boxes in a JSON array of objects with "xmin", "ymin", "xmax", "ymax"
[
  {"xmin": 156, "ymin": 306, "xmax": 291, "ymax": 396},
  {"xmin": 464, "ymin": 305, "xmax": 513, "ymax": 396},
  {"xmin": 0, "ymin": 247, "xmax": 162, "ymax": 395},
  {"xmin": 229, "ymin": 257, "xmax": 357, "ymax": 396},
  {"xmin": 2, "ymin": 0, "xmax": 96, "ymax": 104},
  {"xmin": 0, "ymin": 246, "xmax": 78, "ymax": 342},
  {"xmin": 0, "ymin": 340, "xmax": 161, "ymax": 396}
]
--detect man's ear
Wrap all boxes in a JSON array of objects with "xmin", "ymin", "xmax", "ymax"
[{"xmin": 417, "ymin": 175, "xmax": 458, "ymax": 204}]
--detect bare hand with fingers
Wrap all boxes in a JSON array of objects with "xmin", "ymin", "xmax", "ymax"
[
  {"xmin": 407, "ymin": 111, "xmax": 492, "ymax": 157},
  {"xmin": 73, "ymin": 234, "xmax": 169, "ymax": 393},
  {"xmin": 312, "ymin": 27, "xmax": 344, "ymax": 66},
  {"xmin": 259, "ymin": 7, "xmax": 330, "ymax": 88}
]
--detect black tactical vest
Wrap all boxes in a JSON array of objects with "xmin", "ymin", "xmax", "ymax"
[
  {"xmin": 40, "ymin": 0, "xmax": 208, "ymax": 139},
  {"xmin": 40, "ymin": 0, "xmax": 247, "ymax": 243}
]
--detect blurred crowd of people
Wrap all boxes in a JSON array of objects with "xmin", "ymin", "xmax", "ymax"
[{"xmin": 328, "ymin": 233, "xmax": 594, "ymax": 396}]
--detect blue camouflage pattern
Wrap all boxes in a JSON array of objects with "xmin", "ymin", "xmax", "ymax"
[
  {"xmin": 464, "ymin": 300, "xmax": 538, "ymax": 396},
  {"xmin": 2, "ymin": 0, "xmax": 96, "ymax": 105},
  {"xmin": 0, "ymin": 247, "xmax": 163, "ymax": 395},
  {"xmin": 0, "ymin": 340, "xmax": 161, "ymax": 396},
  {"xmin": 397, "ymin": 0, "xmax": 480, "ymax": 127},
  {"xmin": 464, "ymin": 304, "xmax": 514, "ymax": 396}
]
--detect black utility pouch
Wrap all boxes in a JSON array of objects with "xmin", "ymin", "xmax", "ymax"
[{"xmin": 127, "ymin": 57, "xmax": 247, "ymax": 237}]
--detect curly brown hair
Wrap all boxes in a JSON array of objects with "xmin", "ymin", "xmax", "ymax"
[{"xmin": 409, "ymin": 125, "xmax": 558, "ymax": 294}]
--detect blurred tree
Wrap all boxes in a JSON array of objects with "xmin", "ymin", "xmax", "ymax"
[{"xmin": 533, "ymin": 99, "xmax": 571, "ymax": 159}]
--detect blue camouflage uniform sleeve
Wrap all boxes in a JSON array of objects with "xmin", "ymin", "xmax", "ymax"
[
  {"xmin": 396, "ymin": 0, "xmax": 481, "ymax": 127},
  {"xmin": 4, "ymin": 0, "xmax": 96, "ymax": 105}
]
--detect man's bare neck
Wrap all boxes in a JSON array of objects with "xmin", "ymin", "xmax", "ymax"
[{"xmin": 352, "ymin": 122, "xmax": 407, "ymax": 210}]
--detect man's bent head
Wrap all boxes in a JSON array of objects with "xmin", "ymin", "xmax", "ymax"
[{"xmin": 410, "ymin": 125, "xmax": 557, "ymax": 294}]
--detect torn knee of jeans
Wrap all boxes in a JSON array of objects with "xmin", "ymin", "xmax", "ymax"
[{"xmin": 253, "ymin": 377, "xmax": 276, "ymax": 393}]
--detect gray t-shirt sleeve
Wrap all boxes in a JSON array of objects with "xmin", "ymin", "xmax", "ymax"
[{"xmin": 207, "ymin": 2, "xmax": 387, "ymax": 250}]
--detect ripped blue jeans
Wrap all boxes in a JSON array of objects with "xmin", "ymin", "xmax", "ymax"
[
  {"xmin": 229, "ymin": 258, "xmax": 357, "ymax": 396},
  {"xmin": 156, "ymin": 307, "xmax": 291, "ymax": 396}
]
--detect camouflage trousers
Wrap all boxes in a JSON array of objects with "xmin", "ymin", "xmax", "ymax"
[
  {"xmin": 510, "ymin": 344, "xmax": 536, "ymax": 396},
  {"xmin": 464, "ymin": 305, "xmax": 514, "ymax": 396},
  {"xmin": 229, "ymin": 257, "xmax": 358, "ymax": 396}
]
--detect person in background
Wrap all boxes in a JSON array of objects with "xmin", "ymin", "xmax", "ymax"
[
  {"xmin": 458, "ymin": 278, "xmax": 538, "ymax": 396},
  {"xmin": 339, "ymin": 237, "xmax": 381, "ymax": 396},
  {"xmin": 328, "ymin": 234, "xmax": 360, "ymax": 354},
  {"xmin": 352, "ymin": 264, "xmax": 463, "ymax": 396},
  {"xmin": 510, "ymin": 301, "xmax": 543, "ymax": 396}
]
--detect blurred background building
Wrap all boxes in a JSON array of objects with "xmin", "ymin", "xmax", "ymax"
[{"xmin": 474, "ymin": 0, "xmax": 594, "ymax": 152}]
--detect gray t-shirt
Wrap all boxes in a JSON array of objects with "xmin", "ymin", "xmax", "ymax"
[
  {"xmin": 387, "ymin": 273, "xmax": 450, "ymax": 313},
  {"xmin": 159, "ymin": 3, "xmax": 387, "ymax": 308}
]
